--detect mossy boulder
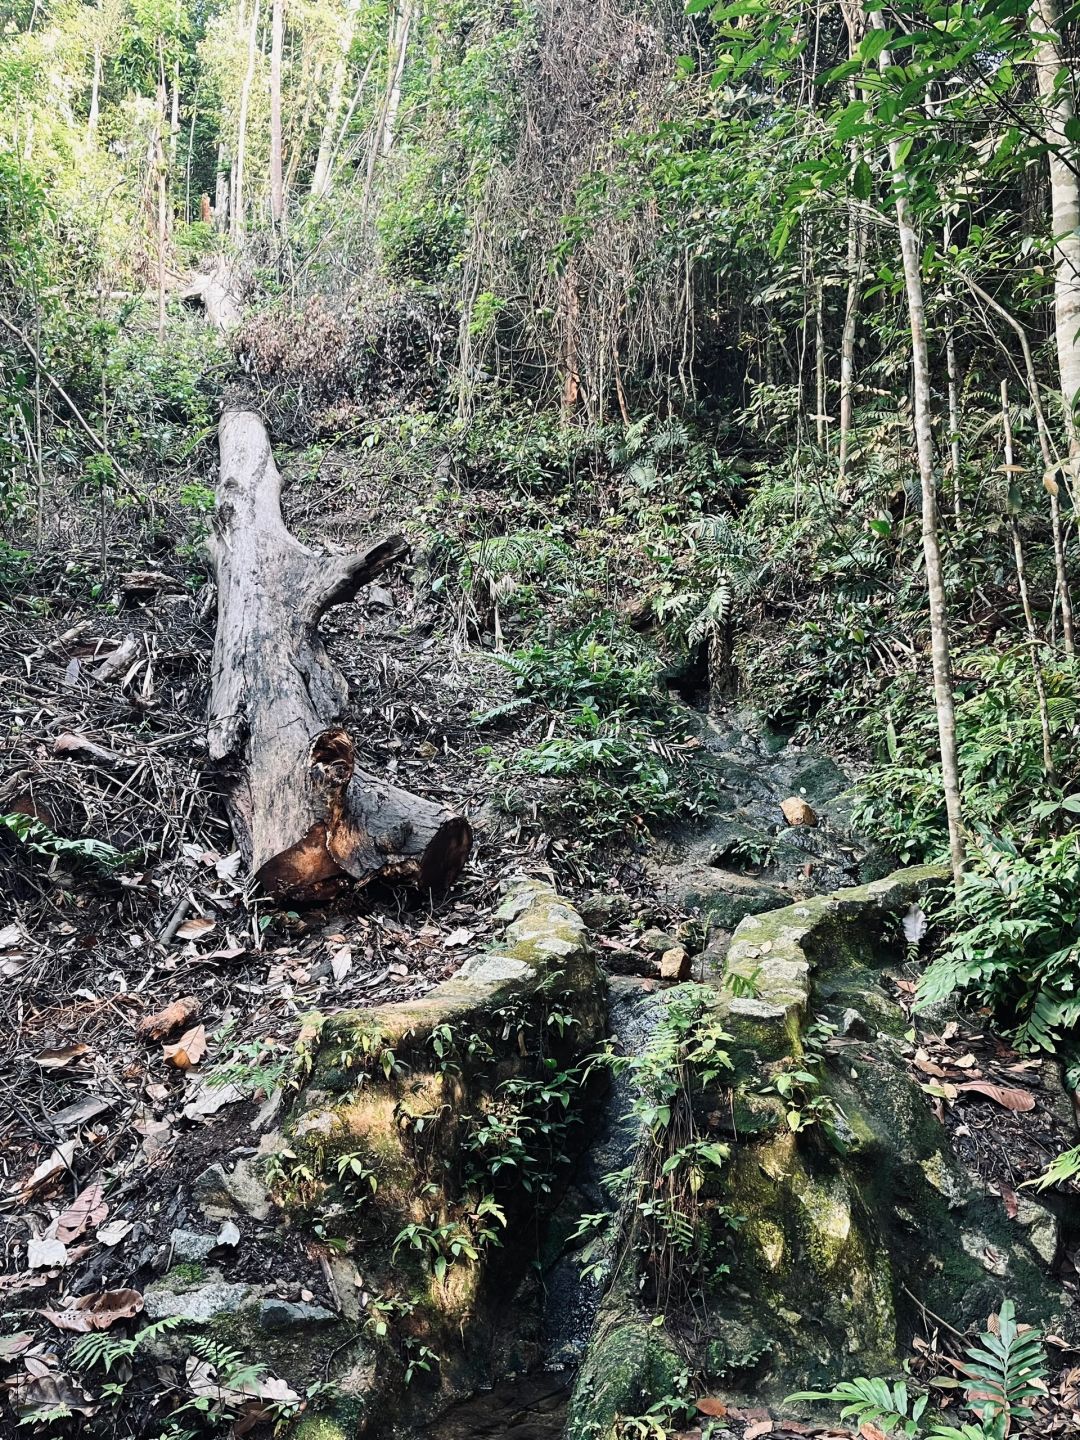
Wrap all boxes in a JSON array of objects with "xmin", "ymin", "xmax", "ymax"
[
  {"xmin": 568, "ymin": 865, "xmax": 1079, "ymax": 1427},
  {"xmin": 269, "ymin": 876, "xmax": 605, "ymax": 1436}
]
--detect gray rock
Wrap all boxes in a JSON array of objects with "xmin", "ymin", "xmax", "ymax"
[
  {"xmin": 639, "ymin": 927, "xmax": 677, "ymax": 957},
  {"xmin": 258, "ymin": 1299, "xmax": 338, "ymax": 1331},
  {"xmin": 144, "ymin": 1275, "xmax": 257, "ymax": 1323},
  {"xmin": 840, "ymin": 1007, "xmax": 871, "ymax": 1038},
  {"xmin": 576, "ymin": 891, "xmax": 631, "ymax": 931},
  {"xmin": 194, "ymin": 1158, "xmax": 272, "ymax": 1222},
  {"xmin": 169, "ymin": 1229, "xmax": 217, "ymax": 1263}
]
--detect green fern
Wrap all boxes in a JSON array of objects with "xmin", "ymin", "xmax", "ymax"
[{"xmin": 787, "ymin": 1300, "xmax": 1046, "ymax": 1439}]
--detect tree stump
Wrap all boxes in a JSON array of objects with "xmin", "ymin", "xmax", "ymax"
[{"xmin": 206, "ymin": 408, "xmax": 472, "ymax": 898}]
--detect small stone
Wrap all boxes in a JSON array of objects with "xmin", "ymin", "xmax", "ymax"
[
  {"xmin": 780, "ymin": 796, "xmax": 817, "ymax": 827},
  {"xmin": 659, "ymin": 946, "xmax": 690, "ymax": 981},
  {"xmin": 640, "ymin": 928, "xmax": 677, "ymax": 957},
  {"xmin": 258, "ymin": 1298, "xmax": 338, "ymax": 1331},
  {"xmin": 144, "ymin": 1276, "xmax": 256, "ymax": 1323},
  {"xmin": 194, "ymin": 1158, "xmax": 272, "ymax": 1222},
  {"xmin": 839, "ymin": 1008, "xmax": 870, "ymax": 1038},
  {"xmin": 169, "ymin": 1229, "xmax": 217, "ymax": 1263}
]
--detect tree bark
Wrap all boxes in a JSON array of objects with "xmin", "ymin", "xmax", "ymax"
[
  {"xmin": 311, "ymin": 18, "xmax": 353, "ymax": 198},
  {"xmin": 872, "ymin": 11, "xmax": 966, "ymax": 886},
  {"xmin": 269, "ymin": 0, "xmax": 284, "ymax": 225},
  {"xmin": 1002, "ymin": 381, "xmax": 1055, "ymax": 777},
  {"xmin": 207, "ymin": 410, "xmax": 472, "ymax": 899},
  {"xmin": 232, "ymin": 0, "xmax": 260, "ymax": 241},
  {"xmin": 87, "ymin": 41, "xmax": 102, "ymax": 138},
  {"xmin": 1031, "ymin": 0, "xmax": 1080, "ymax": 451}
]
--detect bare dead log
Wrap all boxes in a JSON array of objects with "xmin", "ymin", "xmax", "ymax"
[
  {"xmin": 180, "ymin": 260, "xmax": 243, "ymax": 331},
  {"xmin": 207, "ymin": 408, "xmax": 472, "ymax": 898}
]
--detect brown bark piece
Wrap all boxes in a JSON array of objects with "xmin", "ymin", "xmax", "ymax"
[
  {"xmin": 207, "ymin": 410, "xmax": 471, "ymax": 899},
  {"xmin": 137, "ymin": 996, "xmax": 201, "ymax": 1042}
]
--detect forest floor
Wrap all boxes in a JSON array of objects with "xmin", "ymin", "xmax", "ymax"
[{"xmin": 1, "ymin": 446, "xmax": 1079, "ymax": 1437}]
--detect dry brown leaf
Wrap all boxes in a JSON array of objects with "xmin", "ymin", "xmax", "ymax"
[
  {"xmin": 176, "ymin": 916, "xmax": 215, "ymax": 941},
  {"xmin": 40, "ymin": 1288, "xmax": 143, "ymax": 1333},
  {"xmin": 1000, "ymin": 1182, "xmax": 1019, "ymax": 1219},
  {"xmin": 694, "ymin": 1396, "xmax": 727, "ymax": 1417},
  {"xmin": 136, "ymin": 996, "xmax": 200, "ymax": 1042},
  {"xmin": 34, "ymin": 1043, "xmax": 90, "ymax": 1071},
  {"xmin": 163, "ymin": 1025, "xmax": 207, "ymax": 1069},
  {"xmin": 861, "ymin": 1425, "xmax": 890, "ymax": 1440},
  {"xmin": 956, "ymin": 1081, "xmax": 1036, "ymax": 1112},
  {"xmin": 13, "ymin": 1370, "xmax": 97, "ymax": 1420},
  {"xmin": 96, "ymin": 1219, "xmax": 134, "ymax": 1246},
  {"xmin": 0, "ymin": 1334, "xmax": 32, "ymax": 1360},
  {"xmin": 53, "ymin": 1183, "xmax": 108, "ymax": 1243},
  {"xmin": 914, "ymin": 1056, "xmax": 951, "ymax": 1079},
  {"xmin": 18, "ymin": 1140, "xmax": 76, "ymax": 1200},
  {"xmin": 744, "ymin": 1423, "xmax": 774, "ymax": 1439}
]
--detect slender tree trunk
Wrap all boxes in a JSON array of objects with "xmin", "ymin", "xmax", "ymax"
[
  {"xmin": 87, "ymin": 41, "xmax": 102, "ymax": 138},
  {"xmin": 959, "ymin": 272, "xmax": 1076, "ymax": 655},
  {"xmin": 1002, "ymin": 381, "xmax": 1055, "ymax": 776},
  {"xmin": 232, "ymin": 0, "xmax": 260, "ymax": 241},
  {"xmin": 380, "ymin": 0, "xmax": 412, "ymax": 157},
  {"xmin": 155, "ymin": 66, "xmax": 168, "ymax": 343},
  {"xmin": 814, "ymin": 274, "xmax": 827, "ymax": 451},
  {"xmin": 872, "ymin": 12, "xmax": 965, "ymax": 884},
  {"xmin": 169, "ymin": 59, "xmax": 181, "ymax": 168},
  {"xmin": 836, "ymin": 1, "xmax": 868, "ymax": 488},
  {"xmin": 837, "ymin": 200, "xmax": 866, "ymax": 486},
  {"xmin": 215, "ymin": 142, "xmax": 230, "ymax": 231},
  {"xmin": 284, "ymin": 51, "xmax": 321, "ymax": 198},
  {"xmin": 1031, "ymin": 0, "xmax": 1080, "ymax": 451},
  {"xmin": 311, "ymin": 21, "xmax": 353, "ymax": 198},
  {"xmin": 327, "ymin": 50, "xmax": 376, "ymax": 176},
  {"xmin": 269, "ymin": 0, "xmax": 284, "ymax": 226}
]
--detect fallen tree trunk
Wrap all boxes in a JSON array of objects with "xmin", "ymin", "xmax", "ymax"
[
  {"xmin": 180, "ymin": 260, "xmax": 243, "ymax": 331},
  {"xmin": 206, "ymin": 408, "xmax": 472, "ymax": 898}
]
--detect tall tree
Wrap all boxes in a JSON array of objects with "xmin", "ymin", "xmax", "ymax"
[
  {"xmin": 871, "ymin": 9, "xmax": 966, "ymax": 883},
  {"xmin": 231, "ymin": 0, "xmax": 261, "ymax": 240},
  {"xmin": 269, "ymin": 0, "xmax": 284, "ymax": 224},
  {"xmin": 1031, "ymin": 0, "xmax": 1080, "ymax": 452}
]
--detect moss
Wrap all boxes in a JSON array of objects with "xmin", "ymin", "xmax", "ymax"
[
  {"xmin": 564, "ymin": 1320, "xmax": 683, "ymax": 1440},
  {"xmin": 168, "ymin": 1262, "xmax": 206, "ymax": 1284},
  {"xmin": 293, "ymin": 1418, "xmax": 348, "ymax": 1440}
]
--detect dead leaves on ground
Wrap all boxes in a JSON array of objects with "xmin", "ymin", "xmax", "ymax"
[
  {"xmin": 39, "ymin": 1288, "xmax": 143, "ymax": 1333},
  {"xmin": 163, "ymin": 1024, "xmax": 207, "ymax": 1069},
  {"xmin": 34, "ymin": 1043, "xmax": 92, "ymax": 1072},
  {"xmin": 912, "ymin": 1037, "xmax": 1038, "ymax": 1113}
]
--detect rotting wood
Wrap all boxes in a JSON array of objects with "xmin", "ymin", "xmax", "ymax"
[{"xmin": 206, "ymin": 408, "xmax": 472, "ymax": 899}]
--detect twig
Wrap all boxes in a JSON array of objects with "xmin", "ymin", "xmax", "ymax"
[
  {"xmin": 157, "ymin": 895, "xmax": 192, "ymax": 945},
  {"xmin": 901, "ymin": 1282, "xmax": 967, "ymax": 1341}
]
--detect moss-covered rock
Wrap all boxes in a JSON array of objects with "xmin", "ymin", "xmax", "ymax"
[
  {"xmin": 268, "ymin": 875, "xmax": 605, "ymax": 1436},
  {"xmin": 568, "ymin": 864, "xmax": 1080, "ymax": 1426},
  {"xmin": 563, "ymin": 1317, "xmax": 684, "ymax": 1440}
]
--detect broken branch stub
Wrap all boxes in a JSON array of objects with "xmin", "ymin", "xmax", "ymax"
[{"xmin": 207, "ymin": 408, "xmax": 471, "ymax": 898}]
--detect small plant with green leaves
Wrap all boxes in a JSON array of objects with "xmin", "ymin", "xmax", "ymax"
[
  {"xmin": 391, "ymin": 1195, "xmax": 507, "ymax": 1285},
  {"xmin": 588, "ymin": 986, "xmax": 736, "ymax": 1302},
  {"xmin": 2, "ymin": 812, "xmax": 141, "ymax": 874},
  {"xmin": 787, "ymin": 1300, "xmax": 1047, "ymax": 1439}
]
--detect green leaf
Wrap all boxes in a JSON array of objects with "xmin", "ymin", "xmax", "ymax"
[{"xmin": 851, "ymin": 158, "xmax": 873, "ymax": 200}]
